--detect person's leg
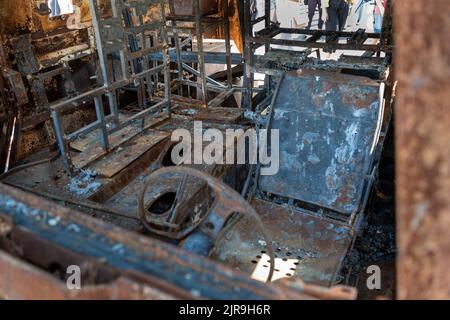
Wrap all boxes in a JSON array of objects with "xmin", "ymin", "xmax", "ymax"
[
  {"xmin": 326, "ymin": 0, "xmax": 339, "ymax": 32},
  {"xmin": 317, "ymin": 0, "xmax": 324, "ymax": 30},
  {"xmin": 358, "ymin": 0, "xmax": 366, "ymax": 23},
  {"xmin": 337, "ymin": 0, "xmax": 350, "ymax": 31},
  {"xmin": 373, "ymin": 13, "xmax": 383, "ymax": 33},
  {"xmin": 324, "ymin": 0, "xmax": 339, "ymax": 53},
  {"xmin": 358, "ymin": 0, "xmax": 370, "ymax": 30},
  {"xmin": 307, "ymin": 0, "xmax": 318, "ymax": 29}
]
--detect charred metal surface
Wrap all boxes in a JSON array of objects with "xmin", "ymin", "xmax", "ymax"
[
  {"xmin": 138, "ymin": 166, "xmax": 261, "ymax": 260},
  {"xmin": 48, "ymin": 0, "xmax": 172, "ymax": 173},
  {"xmin": 0, "ymin": 0, "xmax": 396, "ymax": 300},
  {"xmin": 0, "ymin": 0, "xmax": 96, "ymax": 163},
  {"xmin": 213, "ymin": 198, "xmax": 354, "ymax": 286},
  {"xmin": 251, "ymin": 28, "xmax": 388, "ymax": 52},
  {"xmin": 210, "ymin": 67, "xmax": 388, "ymax": 286},
  {"xmin": 107, "ymin": 117, "xmax": 247, "ymax": 230},
  {"xmin": 396, "ymin": 0, "xmax": 450, "ymax": 299},
  {"xmin": 171, "ymin": 105, "xmax": 244, "ymax": 123},
  {"xmin": 0, "ymin": 183, "xmax": 316, "ymax": 300},
  {"xmin": 1, "ymin": 68, "xmax": 29, "ymax": 107},
  {"xmin": 155, "ymin": 114, "xmax": 245, "ymax": 132},
  {"xmin": 0, "ymin": 249, "xmax": 187, "ymax": 299},
  {"xmin": 260, "ymin": 70, "xmax": 384, "ymax": 216}
]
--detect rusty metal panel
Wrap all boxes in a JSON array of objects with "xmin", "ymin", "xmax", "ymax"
[
  {"xmin": 90, "ymin": 130, "xmax": 169, "ymax": 178},
  {"xmin": 260, "ymin": 70, "xmax": 383, "ymax": 215},
  {"xmin": 0, "ymin": 244, "xmax": 184, "ymax": 299},
  {"xmin": 72, "ymin": 125, "xmax": 145, "ymax": 170},
  {"xmin": 396, "ymin": 0, "xmax": 450, "ymax": 300},
  {"xmin": 0, "ymin": 183, "xmax": 314, "ymax": 300},
  {"xmin": 213, "ymin": 198, "xmax": 354, "ymax": 286},
  {"xmin": 2, "ymin": 68, "xmax": 29, "ymax": 106}
]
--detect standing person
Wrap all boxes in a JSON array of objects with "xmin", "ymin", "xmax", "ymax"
[
  {"xmin": 322, "ymin": 0, "xmax": 352, "ymax": 32},
  {"xmin": 373, "ymin": 0, "xmax": 386, "ymax": 34},
  {"xmin": 306, "ymin": 0, "xmax": 324, "ymax": 30}
]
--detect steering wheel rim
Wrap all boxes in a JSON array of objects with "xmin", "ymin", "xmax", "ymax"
[{"xmin": 138, "ymin": 166, "xmax": 275, "ymax": 283}]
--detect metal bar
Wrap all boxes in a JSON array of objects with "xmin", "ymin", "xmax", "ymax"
[
  {"xmin": 208, "ymin": 88, "xmax": 235, "ymax": 108},
  {"xmin": 265, "ymin": 0, "xmax": 271, "ymax": 27},
  {"xmin": 223, "ymin": 0, "xmax": 233, "ymax": 88},
  {"xmin": 107, "ymin": 90, "xmax": 120, "ymax": 127},
  {"xmin": 124, "ymin": 22, "xmax": 165, "ymax": 33},
  {"xmin": 194, "ymin": 0, "xmax": 207, "ymax": 107},
  {"xmin": 159, "ymin": 1, "xmax": 172, "ymax": 117},
  {"xmin": 168, "ymin": 0, "xmax": 184, "ymax": 95},
  {"xmin": 243, "ymin": 0, "xmax": 254, "ymax": 110},
  {"xmin": 252, "ymin": 15, "xmax": 267, "ymax": 25},
  {"xmin": 66, "ymin": 120, "xmax": 102, "ymax": 142},
  {"xmin": 109, "ymin": 64, "xmax": 165, "ymax": 91},
  {"xmin": 50, "ymin": 86, "xmax": 106, "ymax": 113},
  {"xmin": 51, "ymin": 111, "xmax": 73, "ymax": 173},
  {"xmin": 182, "ymin": 63, "xmax": 226, "ymax": 88},
  {"xmin": 273, "ymin": 27, "xmax": 381, "ymax": 38},
  {"xmin": 93, "ymin": 96, "xmax": 110, "ymax": 151},
  {"xmin": 120, "ymin": 100, "xmax": 168, "ymax": 127},
  {"xmin": 264, "ymin": 0, "xmax": 271, "ymax": 55},
  {"xmin": 149, "ymin": 51, "xmax": 243, "ymax": 64},
  {"xmin": 99, "ymin": 2, "xmax": 122, "ymax": 126},
  {"xmin": 127, "ymin": 45, "xmax": 167, "ymax": 60},
  {"xmin": 111, "ymin": 0, "xmax": 129, "ymax": 81},
  {"xmin": 172, "ymin": 79, "xmax": 225, "ymax": 93},
  {"xmin": 250, "ymin": 36, "xmax": 383, "ymax": 51},
  {"xmin": 87, "ymin": 0, "xmax": 112, "ymax": 87},
  {"xmin": 166, "ymin": 15, "xmax": 224, "ymax": 23}
]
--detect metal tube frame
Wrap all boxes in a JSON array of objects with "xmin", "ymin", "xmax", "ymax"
[
  {"xmin": 50, "ymin": 0, "xmax": 172, "ymax": 173},
  {"xmin": 241, "ymin": 0, "xmax": 390, "ymax": 110},
  {"xmin": 166, "ymin": 0, "xmax": 235, "ymax": 108}
]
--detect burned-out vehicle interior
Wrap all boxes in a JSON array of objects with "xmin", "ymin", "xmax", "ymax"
[{"xmin": 0, "ymin": 0, "xmax": 397, "ymax": 299}]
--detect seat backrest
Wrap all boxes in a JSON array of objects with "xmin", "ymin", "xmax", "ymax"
[{"xmin": 259, "ymin": 70, "xmax": 384, "ymax": 215}]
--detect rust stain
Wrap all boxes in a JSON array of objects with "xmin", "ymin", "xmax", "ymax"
[
  {"xmin": 0, "ymin": 0, "xmax": 34, "ymax": 34},
  {"xmin": 228, "ymin": 0, "xmax": 243, "ymax": 53},
  {"xmin": 0, "ymin": 1, "xmax": 92, "ymax": 35},
  {"xmin": 396, "ymin": 0, "xmax": 450, "ymax": 299},
  {"xmin": 341, "ymin": 88, "xmax": 373, "ymax": 109}
]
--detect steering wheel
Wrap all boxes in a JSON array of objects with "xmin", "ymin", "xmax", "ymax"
[{"xmin": 138, "ymin": 166, "xmax": 274, "ymax": 282}]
